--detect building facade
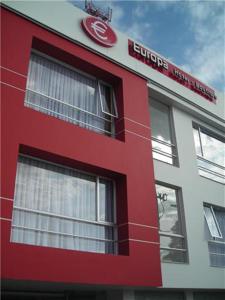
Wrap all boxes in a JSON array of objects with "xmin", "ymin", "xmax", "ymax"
[{"xmin": 1, "ymin": 1, "xmax": 225, "ymax": 300}]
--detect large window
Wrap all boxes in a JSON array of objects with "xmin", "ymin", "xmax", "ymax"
[
  {"xmin": 149, "ymin": 99, "xmax": 177, "ymax": 165},
  {"xmin": 25, "ymin": 53, "xmax": 118, "ymax": 136},
  {"xmin": 204, "ymin": 204, "xmax": 225, "ymax": 267},
  {"xmin": 156, "ymin": 184, "xmax": 187, "ymax": 263},
  {"xmin": 11, "ymin": 156, "xmax": 117, "ymax": 254},
  {"xmin": 193, "ymin": 124, "xmax": 225, "ymax": 184}
]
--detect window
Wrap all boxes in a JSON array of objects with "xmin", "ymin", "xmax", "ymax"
[
  {"xmin": 11, "ymin": 156, "xmax": 117, "ymax": 254},
  {"xmin": 204, "ymin": 204, "xmax": 225, "ymax": 267},
  {"xmin": 156, "ymin": 184, "xmax": 187, "ymax": 263},
  {"xmin": 149, "ymin": 99, "xmax": 177, "ymax": 165},
  {"xmin": 193, "ymin": 125, "xmax": 225, "ymax": 184},
  {"xmin": 25, "ymin": 53, "xmax": 118, "ymax": 136}
]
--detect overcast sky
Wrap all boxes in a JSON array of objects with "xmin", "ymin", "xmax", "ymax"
[{"xmin": 71, "ymin": 0, "xmax": 225, "ymax": 93}]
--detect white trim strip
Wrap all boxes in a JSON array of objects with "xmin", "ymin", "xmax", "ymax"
[
  {"xmin": 116, "ymin": 129, "xmax": 151, "ymax": 141},
  {"xmin": 119, "ymin": 238, "xmax": 159, "ymax": 245},
  {"xmin": 118, "ymin": 222, "xmax": 158, "ymax": 230},
  {"xmin": 0, "ymin": 196, "xmax": 14, "ymax": 202},
  {"xmin": 0, "ymin": 217, "xmax": 12, "ymax": 222},
  {"xmin": 1, "ymin": 81, "xmax": 25, "ymax": 93},
  {"xmin": 0, "ymin": 66, "xmax": 27, "ymax": 78},
  {"xmin": 117, "ymin": 117, "xmax": 151, "ymax": 130}
]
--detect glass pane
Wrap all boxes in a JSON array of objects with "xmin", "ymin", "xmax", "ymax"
[
  {"xmin": 193, "ymin": 128, "xmax": 202, "ymax": 156},
  {"xmin": 99, "ymin": 84, "xmax": 116, "ymax": 116},
  {"xmin": 200, "ymin": 129, "xmax": 225, "ymax": 167},
  {"xmin": 152, "ymin": 140, "xmax": 173, "ymax": 164},
  {"xmin": 11, "ymin": 156, "xmax": 116, "ymax": 254},
  {"xmin": 25, "ymin": 53, "xmax": 114, "ymax": 136},
  {"xmin": 150, "ymin": 99, "xmax": 172, "ymax": 144},
  {"xmin": 14, "ymin": 156, "xmax": 97, "ymax": 221},
  {"xmin": 160, "ymin": 235, "xmax": 184, "ymax": 249},
  {"xmin": 204, "ymin": 206, "xmax": 222, "ymax": 238},
  {"xmin": 99, "ymin": 179, "xmax": 114, "ymax": 223},
  {"xmin": 156, "ymin": 184, "xmax": 181, "ymax": 234},
  {"xmin": 160, "ymin": 249, "xmax": 187, "ymax": 263}
]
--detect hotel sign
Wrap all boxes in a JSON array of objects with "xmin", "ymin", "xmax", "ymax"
[{"xmin": 128, "ymin": 40, "xmax": 216, "ymax": 102}]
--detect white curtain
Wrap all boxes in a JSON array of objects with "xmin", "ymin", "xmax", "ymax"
[
  {"xmin": 11, "ymin": 156, "xmax": 115, "ymax": 254},
  {"xmin": 25, "ymin": 53, "xmax": 112, "ymax": 135}
]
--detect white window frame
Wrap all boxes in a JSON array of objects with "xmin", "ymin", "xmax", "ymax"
[
  {"xmin": 204, "ymin": 205, "xmax": 223, "ymax": 239},
  {"xmin": 98, "ymin": 81, "xmax": 118, "ymax": 118}
]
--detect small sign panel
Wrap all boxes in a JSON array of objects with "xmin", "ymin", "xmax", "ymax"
[{"xmin": 81, "ymin": 17, "xmax": 117, "ymax": 47}]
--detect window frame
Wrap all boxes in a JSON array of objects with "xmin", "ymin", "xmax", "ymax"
[
  {"xmin": 156, "ymin": 182, "xmax": 188, "ymax": 264},
  {"xmin": 204, "ymin": 205, "xmax": 223, "ymax": 239},
  {"xmin": 11, "ymin": 154, "xmax": 118, "ymax": 254},
  {"xmin": 25, "ymin": 50, "xmax": 118, "ymax": 136},
  {"xmin": 193, "ymin": 123, "xmax": 225, "ymax": 184},
  {"xmin": 149, "ymin": 98, "xmax": 178, "ymax": 166}
]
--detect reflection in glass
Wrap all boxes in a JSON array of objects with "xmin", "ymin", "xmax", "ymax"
[
  {"xmin": 150, "ymin": 99, "xmax": 176, "ymax": 165},
  {"xmin": 193, "ymin": 126, "xmax": 225, "ymax": 184},
  {"xmin": 156, "ymin": 184, "xmax": 187, "ymax": 263}
]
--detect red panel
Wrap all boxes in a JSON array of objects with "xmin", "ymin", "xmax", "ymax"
[{"xmin": 1, "ymin": 8, "xmax": 162, "ymax": 287}]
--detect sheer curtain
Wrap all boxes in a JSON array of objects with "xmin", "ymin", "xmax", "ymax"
[
  {"xmin": 25, "ymin": 53, "xmax": 113, "ymax": 135},
  {"xmin": 11, "ymin": 156, "xmax": 115, "ymax": 254}
]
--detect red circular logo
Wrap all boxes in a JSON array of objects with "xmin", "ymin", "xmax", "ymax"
[{"xmin": 81, "ymin": 17, "xmax": 117, "ymax": 47}]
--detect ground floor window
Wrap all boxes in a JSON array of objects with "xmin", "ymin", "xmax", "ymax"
[{"xmin": 11, "ymin": 156, "xmax": 117, "ymax": 254}]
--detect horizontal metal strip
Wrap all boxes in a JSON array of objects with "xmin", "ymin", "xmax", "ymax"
[
  {"xmin": 13, "ymin": 206, "xmax": 115, "ymax": 227},
  {"xmin": 198, "ymin": 166, "xmax": 225, "ymax": 179},
  {"xmin": 25, "ymin": 101, "xmax": 112, "ymax": 134},
  {"xmin": 159, "ymin": 232, "xmax": 185, "ymax": 238},
  {"xmin": 116, "ymin": 116, "xmax": 151, "ymax": 130},
  {"xmin": 152, "ymin": 136, "xmax": 176, "ymax": 147},
  {"xmin": 160, "ymin": 246, "xmax": 187, "ymax": 252},
  {"xmin": 209, "ymin": 252, "xmax": 225, "ymax": 256},
  {"xmin": 12, "ymin": 224, "xmax": 116, "ymax": 243},
  {"xmin": 197, "ymin": 155, "xmax": 225, "ymax": 171},
  {"xmin": 118, "ymin": 222, "xmax": 158, "ymax": 230},
  {"xmin": 153, "ymin": 148, "xmax": 176, "ymax": 158},
  {"xmin": 0, "ymin": 65, "xmax": 27, "ymax": 78},
  {"xmin": 208, "ymin": 240, "xmax": 225, "ymax": 245},
  {"xmin": 118, "ymin": 238, "xmax": 159, "ymax": 245},
  {"xmin": 27, "ymin": 88, "xmax": 112, "ymax": 122}
]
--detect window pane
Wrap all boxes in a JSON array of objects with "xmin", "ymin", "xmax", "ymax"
[
  {"xmin": 160, "ymin": 249, "xmax": 187, "ymax": 263},
  {"xmin": 152, "ymin": 140, "xmax": 173, "ymax": 164},
  {"xmin": 99, "ymin": 179, "xmax": 114, "ymax": 223},
  {"xmin": 160, "ymin": 236, "xmax": 184, "ymax": 249},
  {"xmin": 156, "ymin": 185, "xmax": 181, "ymax": 234},
  {"xmin": 193, "ymin": 128, "xmax": 202, "ymax": 156},
  {"xmin": 204, "ymin": 206, "xmax": 222, "ymax": 238},
  {"xmin": 11, "ymin": 156, "xmax": 116, "ymax": 254},
  {"xmin": 99, "ymin": 84, "xmax": 117, "ymax": 117},
  {"xmin": 200, "ymin": 130, "xmax": 225, "ymax": 167},
  {"xmin": 150, "ymin": 99, "xmax": 172, "ymax": 144},
  {"xmin": 25, "ymin": 53, "xmax": 115, "ymax": 136}
]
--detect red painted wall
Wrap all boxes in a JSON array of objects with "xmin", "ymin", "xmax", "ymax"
[{"xmin": 1, "ymin": 7, "xmax": 162, "ymax": 287}]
